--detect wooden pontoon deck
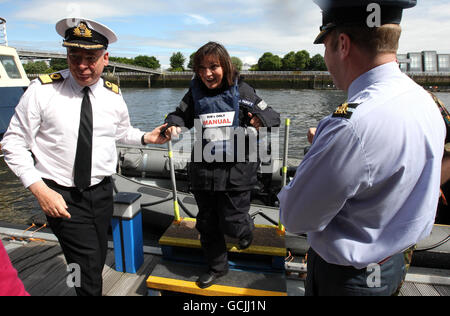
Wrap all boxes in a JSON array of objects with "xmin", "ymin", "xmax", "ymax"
[
  {"xmin": 1, "ymin": 236, "xmax": 159, "ymax": 296},
  {"xmin": 1, "ymin": 227, "xmax": 449, "ymax": 296}
]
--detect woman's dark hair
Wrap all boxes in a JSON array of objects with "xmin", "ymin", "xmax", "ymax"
[{"xmin": 193, "ymin": 41, "xmax": 237, "ymax": 87}]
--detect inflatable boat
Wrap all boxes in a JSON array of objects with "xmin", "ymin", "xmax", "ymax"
[
  {"xmin": 116, "ymin": 144, "xmax": 301, "ymax": 207},
  {"xmin": 113, "ymin": 144, "xmax": 450, "ymax": 268}
]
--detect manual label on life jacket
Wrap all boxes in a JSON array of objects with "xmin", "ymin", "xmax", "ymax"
[{"xmin": 199, "ymin": 111, "xmax": 235, "ymax": 128}]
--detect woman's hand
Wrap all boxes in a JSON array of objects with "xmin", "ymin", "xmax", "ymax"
[
  {"xmin": 248, "ymin": 113, "xmax": 263, "ymax": 130},
  {"xmin": 165, "ymin": 126, "xmax": 182, "ymax": 139}
]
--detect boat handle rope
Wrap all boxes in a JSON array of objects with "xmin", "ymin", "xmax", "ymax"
[{"xmin": 8, "ymin": 223, "xmax": 48, "ymax": 244}]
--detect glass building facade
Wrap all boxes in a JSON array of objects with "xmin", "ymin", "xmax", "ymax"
[{"xmin": 401, "ymin": 51, "xmax": 450, "ymax": 73}]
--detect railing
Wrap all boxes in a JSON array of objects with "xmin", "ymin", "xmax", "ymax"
[
  {"xmin": 0, "ymin": 17, "xmax": 8, "ymax": 46},
  {"xmin": 241, "ymin": 71, "xmax": 331, "ymax": 76},
  {"xmin": 26, "ymin": 70, "xmax": 450, "ymax": 79},
  {"xmin": 164, "ymin": 70, "xmax": 450, "ymax": 77},
  {"xmin": 162, "ymin": 71, "xmax": 194, "ymax": 76},
  {"xmin": 165, "ymin": 70, "xmax": 450, "ymax": 76},
  {"xmin": 407, "ymin": 72, "xmax": 450, "ymax": 77},
  {"xmin": 164, "ymin": 71, "xmax": 331, "ymax": 76},
  {"xmin": 103, "ymin": 72, "xmax": 155, "ymax": 77}
]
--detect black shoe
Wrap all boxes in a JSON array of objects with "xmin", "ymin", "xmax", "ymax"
[
  {"xmin": 196, "ymin": 270, "xmax": 228, "ymax": 289},
  {"xmin": 237, "ymin": 232, "xmax": 253, "ymax": 250}
]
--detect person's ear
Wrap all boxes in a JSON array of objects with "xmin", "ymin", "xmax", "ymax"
[{"xmin": 338, "ymin": 33, "xmax": 351, "ymax": 60}]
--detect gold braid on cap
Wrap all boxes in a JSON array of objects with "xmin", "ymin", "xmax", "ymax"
[{"xmin": 63, "ymin": 42, "xmax": 105, "ymax": 50}]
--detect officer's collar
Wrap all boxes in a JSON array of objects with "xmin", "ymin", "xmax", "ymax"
[
  {"xmin": 348, "ymin": 62, "xmax": 401, "ymax": 102},
  {"xmin": 69, "ymin": 72, "xmax": 104, "ymax": 98}
]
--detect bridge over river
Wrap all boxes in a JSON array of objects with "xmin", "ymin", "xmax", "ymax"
[{"xmin": 17, "ymin": 49, "xmax": 162, "ymax": 75}]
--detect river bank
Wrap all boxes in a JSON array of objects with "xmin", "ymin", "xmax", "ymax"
[
  {"xmin": 27, "ymin": 72, "xmax": 450, "ymax": 90},
  {"xmin": 102, "ymin": 72, "xmax": 450, "ymax": 91}
]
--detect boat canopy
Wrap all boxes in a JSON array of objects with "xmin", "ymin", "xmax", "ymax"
[
  {"xmin": 0, "ymin": 18, "xmax": 29, "ymax": 87},
  {"xmin": 0, "ymin": 45, "xmax": 30, "ymax": 87}
]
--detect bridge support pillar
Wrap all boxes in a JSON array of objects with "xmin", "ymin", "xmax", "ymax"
[{"xmin": 148, "ymin": 75, "xmax": 151, "ymax": 88}]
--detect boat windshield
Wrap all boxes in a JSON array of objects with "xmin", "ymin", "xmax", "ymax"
[{"xmin": 0, "ymin": 55, "xmax": 21, "ymax": 79}]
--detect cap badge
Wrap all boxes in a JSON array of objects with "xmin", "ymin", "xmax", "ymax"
[{"xmin": 73, "ymin": 23, "xmax": 92, "ymax": 38}]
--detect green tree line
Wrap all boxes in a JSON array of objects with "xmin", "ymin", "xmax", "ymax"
[
  {"xmin": 22, "ymin": 50, "xmax": 327, "ymax": 74},
  {"xmin": 23, "ymin": 59, "xmax": 68, "ymax": 74},
  {"xmin": 22, "ymin": 55, "xmax": 161, "ymax": 74},
  {"xmin": 109, "ymin": 55, "xmax": 161, "ymax": 70},
  {"xmin": 253, "ymin": 50, "xmax": 327, "ymax": 71},
  {"xmin": 178, "ymin": 50, "xmax": 326, "ymax": 72}
]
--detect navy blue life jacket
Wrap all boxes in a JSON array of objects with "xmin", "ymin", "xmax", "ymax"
[{"xmin": 191, "ymin": 77, "xmax": 240, "ymax": 162}]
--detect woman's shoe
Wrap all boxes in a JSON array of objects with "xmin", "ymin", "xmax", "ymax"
[
  {"xmin": 196, "ymin": 270, "xmax": 228, "ymax": 289},
  {"xmin": 237, "ymin": 232, "xmax": 253, "ymax": 250}
]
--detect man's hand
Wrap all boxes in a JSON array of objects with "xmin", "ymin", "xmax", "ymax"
[
  {"xmin": 248, "ymin": 113, "xmax": 263, "ymax": 130},
  {"xmin": 441, "ymin": 155, "xmax": 450, "ymax": 185},
  {"xmin": 29, "ymin": 181, "xmax": 71, "ymax": 219},
  {"xmin": 307, "ymin": 128, "xmax": 317, "ymax": 144},
  {"xmin": 143, "ymin": 124, "xmax": 171, "ymax": 144}
]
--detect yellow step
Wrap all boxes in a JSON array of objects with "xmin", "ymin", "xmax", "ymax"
[
  {"xmin": 147, "ymin": 261, "xmax": 287, "ymax": 297},
  {"xmin": 159, "ymin": 218, "xmax": 286, "ymax": 257}
]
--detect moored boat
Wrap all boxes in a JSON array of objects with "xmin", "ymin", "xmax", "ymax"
[
  {"xmin": 0, "ymin": 18, "xmax": 30, "ymax": 140},
  {"xmin": 116, "ymin": 144, "xmax": 301, "ymax": 207}
]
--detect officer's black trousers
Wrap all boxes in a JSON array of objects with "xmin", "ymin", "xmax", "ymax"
[
  {"xmin": 193, "ymin": 190, "xmax": 254, "ymax": 273},
  {"xmin": 44, "ymin": 177, "xmax": 113, "ymax": 296}
]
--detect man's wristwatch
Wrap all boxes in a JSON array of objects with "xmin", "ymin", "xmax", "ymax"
[{"xmin": 141, "ymin": 133, "xmax": 147, "ymax": 146}]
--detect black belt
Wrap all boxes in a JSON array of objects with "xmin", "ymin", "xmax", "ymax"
[{"xmin": 43, "ymin": 177, "xmax": 111, "ymax": 192}]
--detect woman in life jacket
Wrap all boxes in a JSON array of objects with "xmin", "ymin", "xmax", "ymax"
[{"xmin": 164, "ymin": 42, "xmax": 280, "ymax": 289}]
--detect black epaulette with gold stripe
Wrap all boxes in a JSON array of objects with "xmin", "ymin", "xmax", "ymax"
[
  {"xmin": 38, "ymin": 73, "xmax": 65, "ymax": 85},
  {"xmin": 332, "ymin": 103, "xmax": 360, "ymax": 119},
  {"xmin": 104, "ymin": 81, "xmax": 120, "ymax": 94}
]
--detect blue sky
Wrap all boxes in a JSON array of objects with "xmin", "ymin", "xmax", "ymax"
[{"xmin": 1, "ymin": 0, "xmax": 450, "ymax": 69}]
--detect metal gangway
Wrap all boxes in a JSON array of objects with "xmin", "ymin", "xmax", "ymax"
[{"xmin": 0, "ymin": 17, "xmax": 7, "ymax": 46}]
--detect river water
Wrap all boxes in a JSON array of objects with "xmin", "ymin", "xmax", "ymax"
[{"xmin": 1, "ymin": 88, "xmax": 450, "ymax": 224}]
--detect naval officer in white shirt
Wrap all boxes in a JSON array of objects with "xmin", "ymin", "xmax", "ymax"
[
  {"xmin": 1, "ymin": 18, "xmax": 168, "ymax": 296},
  {"xmin": 278, "ymin": 0, "xmax": 445, "ymax": 296}
]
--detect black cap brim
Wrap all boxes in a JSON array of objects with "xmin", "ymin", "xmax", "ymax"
[{"xmin": 314, "ymin": 25, "xmax": 334, "ymax": 44}]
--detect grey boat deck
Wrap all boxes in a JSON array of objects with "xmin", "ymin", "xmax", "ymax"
[{"xmin": 2, "ymin": 233, "xmax": 449, "ymax": 296}]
